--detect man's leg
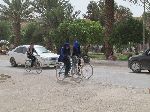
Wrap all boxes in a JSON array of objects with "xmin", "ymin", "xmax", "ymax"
[
  {"xmin": 77, "ymin": 58, "xmax": 81, "ymax": 76},
  {"xmin": 28, "ymin": 56, "xmax": 33, "ymax": 67},
  {"xmin": 64, "ymin": 58, "xmax": 71, "ymax": 77},
  {"xmin": 31, "ymin": 56, "xmax": 36, "ymax": 67}
]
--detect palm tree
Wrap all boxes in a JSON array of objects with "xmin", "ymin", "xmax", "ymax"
[
  {"xmin": 83, "ymin": 1, "xmax": 105, "ymax": 26},
  {"xmin": 115, "ymin": 5, "xmax": 132, "ymax": 23},
  {"xmin": 0, "ymin": 0, "xmax": 33, "ymax": 47},
  {"xmin": 32, "ymin": 0, "xmax": 75, "ymax": 50},
  {"xmin": 84, "ymin": 1, "xmax": 132, "ymax": 27},
  {"xmin": 104, "ymin": 0, "xmax": 115, "ymax": 59}
]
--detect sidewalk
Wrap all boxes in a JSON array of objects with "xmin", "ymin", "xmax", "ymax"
[{"xmin": 91, "ymin": 59, "xmax": 128, "ymax": 67}]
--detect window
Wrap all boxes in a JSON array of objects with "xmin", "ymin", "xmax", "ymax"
[
  {"xmin": 35, "ymin": 47, "xmax": 49, "ymax": 54},
  {"xmin": 14, "ymin": 47, "xmax": 23, "ymax": 53},
  {"xmin": 23, "ymin": 47, "xmax": 27, "ymax": 54}
]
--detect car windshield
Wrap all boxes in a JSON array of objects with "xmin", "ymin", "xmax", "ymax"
[{"xmin": 35, "ymin": 47, "xmax": 49, "ymax": 54}]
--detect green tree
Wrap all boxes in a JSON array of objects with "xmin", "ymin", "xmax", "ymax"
[
  {"xmin": 84, "ymin": 1, "xmax": 103, "ymax": 23},
  {"xmin": 145, "ymin": 12, "xmax": 150, "ymax": 47},
  {"xmin": 84, "ymin": 0, "xmax": 133, "ymax": 59},
  {"xmin": 111, "ymin": 18, "xmax": 149, "ymax": 50},
  {"xmin": 32, "ymin": 0, "xmax": 77, "ymax": 50},
  {"xmin": 115, "ymin": 5, "xmax": 132, "ymax": 23},
  {"xmin": 84, "ymin": 1, "xmax": 132, "ymax": 26},
  {"xmin": 57, "ymin": 19, "xmax": 103, "ymax": 54},
  {"xmin": 0, "ymin": 0, "xmax": 33, "ymax": 47},
  {"xmin": 22, "ymin": 22, "xmax": 44, "ymax": 45},
  {"xmin": 0, "ymin": 20, "xmax": 11, "ymax": 41}
]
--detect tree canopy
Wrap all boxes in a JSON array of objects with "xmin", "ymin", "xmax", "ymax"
[
  {"xmin": 0, "ymin": 0, "xmax": 33, "ymax": 46},
  {"xmin": 111, "ymin": 18, "xmax": 148, "ymax": 48},
  {"xmin": 57, "ymin": 19, "xmax": 103, "ymax": 46}
]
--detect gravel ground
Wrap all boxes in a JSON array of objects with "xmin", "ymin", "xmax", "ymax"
[{"xmin": 0, "ymin": 55, "xmax": 150, "ymax": 112}]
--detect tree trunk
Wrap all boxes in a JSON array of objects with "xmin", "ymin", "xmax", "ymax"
[
  {"xmin": 13, "ymin": 19, "xmax": 21, "ymax": 47},
  {"xmin": 45, "ymin": 37, "xmax": 54, "ymax": 51},
  {"xmin": 104, "ymin": 0, "xmax": 114, "ymax": 59}
]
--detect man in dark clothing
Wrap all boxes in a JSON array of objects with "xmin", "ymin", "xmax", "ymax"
[
  {"xmin": 27, "ymin": 43, "xmax": 38, "ymax": 67},
  {"xmin": 72, "ymin": 40, "xmax": 81, "ymax": 57},
  {"xmin": 62, "ymin": 42, "xmax": 71, "ymax": 77},
  {"xmin": 58, "ymin": 46, "xmax": 64, "ymax": 62},
  {"xmin": 72, "ymin": 40, "xmax": 81, "ymax": 72}
]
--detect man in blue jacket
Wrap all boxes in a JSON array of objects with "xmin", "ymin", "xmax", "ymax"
[
  {"xmin": 72, "ymin": 40, "xmax": 81, "ymax": 73},
  {"xmin": 58, "ymin": 42, "xmax": 71, "ymax": 77}
]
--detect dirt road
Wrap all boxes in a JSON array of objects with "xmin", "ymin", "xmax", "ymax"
[{"xmin": 0, "ymin": 55, "xmax": 150, "ymax": 112}]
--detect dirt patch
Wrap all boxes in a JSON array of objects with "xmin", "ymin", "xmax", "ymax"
[{"xmin": 0, "ymin": 74, "xmax": 11, "ymax": 83}]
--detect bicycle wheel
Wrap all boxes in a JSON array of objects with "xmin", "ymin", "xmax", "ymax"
[
  {"xmin": 56, "ymin": 63, "xmax": 65, "ymax": 81},
  {"xmin": 71, "ymin": 64, "xmax": 77, "ymax": 75},
  {"xmin": 35, "ymin": 61, "xmax": 42, "ymax": 74},
  {"xmin": 70, "ymin": 65, "xmax": 82, "ymax": 83},
  {"xmin": 25, "ymin": 60, "xmax": 31, "ymax": 72},
  {"xmin": 81, "ymin": 63, "xmax": 93, "ymax": 79}
]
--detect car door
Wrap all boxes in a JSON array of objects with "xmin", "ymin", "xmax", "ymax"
[
  {"xmin": 13, "ymin": 47, "xmax": 25, "ymax": 64},
  {"xmin": 21, "ymin": 47, "xmax": 28, "ymax": 64},
  {"xmin": 140, "ymin": 50, "xmax": 150, "ymax": 69}
]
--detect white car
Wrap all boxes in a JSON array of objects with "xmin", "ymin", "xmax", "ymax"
[{"xmin": 8, "ymin": 45, "xmax": 59, "ymax": 67}]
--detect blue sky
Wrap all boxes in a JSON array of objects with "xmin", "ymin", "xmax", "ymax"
[{"xmin": 0, "ymin": 0, "xmax": 144, "ymax": 17}]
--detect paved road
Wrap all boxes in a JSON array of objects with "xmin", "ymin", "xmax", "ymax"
[{"xmin": 1, "ymin": 59, "xmax": 150, "ymax": 89}]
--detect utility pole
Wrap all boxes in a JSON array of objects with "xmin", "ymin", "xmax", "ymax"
[{"xmin": 143, "ymin": 0, "xmax": 146, "ymax": 51}]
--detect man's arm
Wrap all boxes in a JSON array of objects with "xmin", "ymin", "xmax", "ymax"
[
  {"xmin": 33, "ymin": 48, "xmax": 38, "ymax": 55},
  {"xmin": 27, "ymin": 47, "xmax": 30, "ymax": 54},
  {"xmin": 68, "ymin": 48, "xmax": 71, "ymax": 56}
]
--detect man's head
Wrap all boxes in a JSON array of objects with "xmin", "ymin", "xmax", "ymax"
[
  {"xmin": 30, "ymin": 42, "xmax": 34, "ymax": 48},
  {"xmin": 64, "ymin": 43, "xmax": 70, "ymax": 49}
]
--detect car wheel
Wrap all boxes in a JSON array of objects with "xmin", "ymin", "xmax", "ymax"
[
  {"xmin": 131, "ymin": 61, "xmax": 141, "ymax": 73},
  {"xmin": 148, "ymin": 70, "xmax": 150, "ymax": 72},
  {"xmin": 10, "ymin": 57, "xmax": 17, "ymax": 67}
]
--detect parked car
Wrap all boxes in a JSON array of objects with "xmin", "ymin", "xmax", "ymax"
[
  {"xmin": 8, "ymin": 45, "xmax": 59, "ymax": 67},
  {"xmin": 128, "ymin": 49, "xmax": 150, "ymax": 73}
]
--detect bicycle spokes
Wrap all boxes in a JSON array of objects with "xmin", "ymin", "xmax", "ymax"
[
  {"xmin": 81, "ymin": 64, "xmax": 93, "ymax": 79},
  {"xmin": 56, "ymin": 64, "xmax": 65, "ymax": 81}
]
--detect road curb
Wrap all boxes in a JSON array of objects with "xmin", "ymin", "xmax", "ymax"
[{"xmin": 90, "ymin": 59, "xmax": 128, "ymax": 67}]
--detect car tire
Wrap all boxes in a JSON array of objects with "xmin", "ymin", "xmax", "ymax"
[
  {"xmin": 10, "ymin": 57, "xmax": 17, "ymax": 67},
  {"xmin": 130, "ymin": 61, "xmax": 141, "ymax": 73}
]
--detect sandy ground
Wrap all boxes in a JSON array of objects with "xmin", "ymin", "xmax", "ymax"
[{"xmin": 0, "ymin": 55, "xmax": 150, "ymax": 112}]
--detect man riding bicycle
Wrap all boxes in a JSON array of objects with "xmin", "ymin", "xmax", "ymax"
[
  {"xmin": 58, "ymin": 42, "xmax": 71, "ymax": 77},
  {"xmin": 27, "ymin": 43, "xmax": 38, "ymax": 67},
  {"xmin": 72, "ymin": 40, "xmax": 81, "ymax": 70}
]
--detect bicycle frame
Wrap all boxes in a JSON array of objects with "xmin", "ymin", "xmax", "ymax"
[{"xmin": 25, "ymin": 55, "xmax": 42, "ymax": 74}]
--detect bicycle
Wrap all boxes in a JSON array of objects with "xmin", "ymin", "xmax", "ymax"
[
  {"xmin": 56, "ymin": 55, "xmax": 93, "ymax": 82},
  {"xmin": 55, "ymin": 57, "xmax": 83, "ymax": 83},
  {"xmin": 81, "ymin": 55, "xmax": 93, "ymax": 79},
  {"xmin": 71, "ymin": 55, "xmax": 93, "ymax": 80},
  {"xmin": 25, "ymin": 55, "xmax": 42, "ymax": 74}
]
